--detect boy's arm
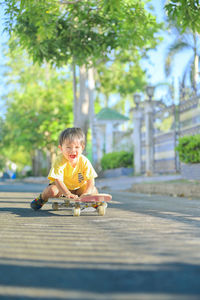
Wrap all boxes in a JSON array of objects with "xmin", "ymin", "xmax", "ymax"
[
  {"xmin": 54, "ymin": 179, "xmax": 78, "ymax": 199},
  {"xmin": 84, "ymin": 178, "xmax": 96, "ymax": 194}
]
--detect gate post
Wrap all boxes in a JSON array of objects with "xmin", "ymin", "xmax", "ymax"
[
  {"xmin": 133, "ymin": 93, "xmax": 142, "ymax": 174},
  {"xmin": 144, "ymin": 86, "xmax": 155, "ymax": 175}
]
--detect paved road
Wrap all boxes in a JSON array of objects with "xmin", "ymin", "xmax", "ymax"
[{"xmin": 0, "ymin": 181, "xmax": 200, "ymax": 299}]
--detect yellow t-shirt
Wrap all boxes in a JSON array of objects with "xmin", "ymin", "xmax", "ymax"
[{"xmin": 48, "ymin": 154, "xmax": 97, "ymax": 190}]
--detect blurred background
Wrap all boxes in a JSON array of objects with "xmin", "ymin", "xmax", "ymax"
[{"xmin": 0, "ymin": 0, "xmax": 199, "ymax": 179}]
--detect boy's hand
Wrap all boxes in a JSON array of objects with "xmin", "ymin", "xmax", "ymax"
[
  {"xmin": 81, "ymin": 193, "xmax": 91, "ymax": 197},
  {"xmin": 54, "ymin": 179, "xmax": 79, "ymax": 199},
  {"xmin": 65, "ymin": 192, "xmax": 79, "ymax": 199}
]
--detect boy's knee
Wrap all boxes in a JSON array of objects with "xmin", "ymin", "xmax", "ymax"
[
  {"xmin": 43, "ymin": 184, "xmax": 59, "ymax": 198},
  {"xmin": 49, "ymin": 184, "xmax": 59, "ymax": 197}
]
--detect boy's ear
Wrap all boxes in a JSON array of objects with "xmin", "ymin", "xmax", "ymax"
[{"xmin": 58, "ymin": 145, "xmax": 62, "ymax": 150}]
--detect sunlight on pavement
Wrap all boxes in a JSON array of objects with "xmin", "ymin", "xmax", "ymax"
[{"xmin": 1, "ymin": 191, "xmax": 200, "ymax": 300}]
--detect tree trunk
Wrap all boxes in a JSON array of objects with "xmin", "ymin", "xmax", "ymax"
[
  {"xmin": 32, "ymin": 150, "xmax": 40, "ymax": 176},
  {"xmin": 194, "ymin": 54, "xmax": 199, "ymax": 93},
  {"xmin": 72, "ymin": 64, "xmax": 96, "ymax": 160},
  {"xmin": 73, "ymin": 64, "xmax": 89, "ymax": 137},
  {"xmin": 72, "ymin": 63, "xmax": 78, "ymax": 126},
  {"xmin": 193, "ymin": 33, "xmax": 199, "ymax": 94},
  {"xmin": 88, "ymin": 67, "xmax": 97, "ymax": 164}
]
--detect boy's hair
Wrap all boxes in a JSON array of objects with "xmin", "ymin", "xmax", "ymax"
[{"xmin": 59, "ymin": 128, "xmax": 85, "ymax": 146}]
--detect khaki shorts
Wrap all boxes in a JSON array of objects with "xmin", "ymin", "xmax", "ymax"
[
  {"xmin": 70, "ymin": 183, "xmax": 88, "ymax": 196},
  {"xmin": 49, "ymin": 182, "xmax": 96, "ymax": 197}
]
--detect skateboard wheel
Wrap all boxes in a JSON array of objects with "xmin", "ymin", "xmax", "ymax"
[
  {"xmin": 73, "ymin": 207, "xmax": 81, "ymax": 216},
  {"xmin": 64, "ymin": 200, "xmax": 70, "ymax": 207},
  {"xmin": 52, "ymin": 202, "xmax": 59, "ymax": 210},
  {"xmin": 97, "ymin": 205, "xmax": 106, "ymax": 216}
]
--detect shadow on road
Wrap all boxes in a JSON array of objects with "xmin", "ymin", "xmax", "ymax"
[
  {"xmin": 0, "ymin": 207, "xmax": 101, "ymax": 218},
  {"xmin": 0, "ymin": 261, "xmax": 200, "ymax": 298},
  {"xmin": 0, "ymin": 207, "xmax": 56, "ymax": 218}
]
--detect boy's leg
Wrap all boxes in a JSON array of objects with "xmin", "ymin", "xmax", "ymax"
[
  {"xmin": 73, "ymin": 184, "xmax": 98, "ymax": 197},
  {"xmin": 31, "ymin": 183, "xmax": 61, "ymax": 210},
  {"xmin": 42, "ymin": 183, "xmax": 62, "ymax": 200}
]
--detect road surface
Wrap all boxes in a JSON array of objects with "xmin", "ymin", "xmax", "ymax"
[{"xmin": 0, "ymin": 181, "xmax": 200, "ymax": 299}]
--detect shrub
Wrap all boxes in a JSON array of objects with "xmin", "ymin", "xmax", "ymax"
[
  {"xmin": 175, "ymin": 135, "xmax": 200, "ymax": 163},
  {"xmin": 101, "ymin": 151, "xmax": 133, "ymax": 170}
]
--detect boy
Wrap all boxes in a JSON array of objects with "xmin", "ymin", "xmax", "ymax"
[{"xmin": 31, "ymin": 127, "xmax": 98, "ymax": 210}]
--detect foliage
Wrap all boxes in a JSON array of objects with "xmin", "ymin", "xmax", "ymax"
[
  {"xmin": 155, "ymin": 115, "xmax": 173, "ymax": 132},
  {"xmin": 0, "ymin": 144, "xmax": 31, "ymax": 172},
  {"xmin": 175, "ymin": 135, "xmax": 200, "ymax": 163},
  {"xmin": 101, "ymin": 151, "xmax": 133, "ymax": 170},
  {"xmin": 0, "ymin": 118, "xmax": 7, "ymax": 171},
  {"xmin": 3, "ymin": 0, "xmax": 162, "ymax": 66},
  {"xmin": 164, "ymin": 1, "xmax": 200, "ymax": 92},
  {"xmin": 165, "ymin": 0, "xmax": 200, "ymax": 33},
  {"xmin": 1, "ymin": 44, "xmax": 73, "ymax": 170},
  {"xmin": 164, "ymin": 26, "xmax": 200, "ymax": 90},
  {"xmin": 1, "ymin": 0, "xmax": 162, "ymax": 172},
  {"xmin": 96, "ymin": 50, "xmax": 147, "ymax": 108}
]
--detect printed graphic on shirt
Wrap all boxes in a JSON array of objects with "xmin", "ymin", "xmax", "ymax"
[{"xmin": 78, "ymin": 172, "xmax": 84, "ymax": 183}]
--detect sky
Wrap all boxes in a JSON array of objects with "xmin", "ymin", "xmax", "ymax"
[{"xmin": 0, "ymin": 1, "xmax": 193, "ymax": 114}]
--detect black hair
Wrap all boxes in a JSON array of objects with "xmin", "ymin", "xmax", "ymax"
[{"xmin": 59, "ymin": 128, "xmax": 85, "ymax": 146}]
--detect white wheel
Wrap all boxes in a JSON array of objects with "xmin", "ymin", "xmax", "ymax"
[
  {"xmin": 102, "ymin": 202, "xmax": 108, "ymax": 208},
  {"xmin": 52, "ymin": 202, "xmax": 59, "ymax": 211},
  {"xmin": 97, "ymin": 205, "xmax": 106, "ymax": 216},
  {"xmin": 73, "ymin": 207, "xmax": 81, "ymax": 216}
]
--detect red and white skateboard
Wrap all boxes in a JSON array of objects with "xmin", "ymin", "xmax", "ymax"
[{"xmin": 51, "ymin": 193, "xmax": 112, "ymax": 216}]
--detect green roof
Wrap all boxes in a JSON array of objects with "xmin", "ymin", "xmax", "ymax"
[{"xmin": 96, "ymin": 107, "xmax": 129, "ymax": 121}]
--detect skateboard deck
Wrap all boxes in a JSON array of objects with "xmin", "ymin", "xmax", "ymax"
[{"xmin": 50, "ymin": 193, "xmax": 112, "ymax": 216}]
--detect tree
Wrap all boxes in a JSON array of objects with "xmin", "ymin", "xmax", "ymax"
[
  {"xmin": 4, "ymin": 0, "xmax": 161, "ymax": 66},
  {"xmin": 3, "ymin": 0, "xmax": 161, "ymax": 137},
  {"xmin": 2, "ymin": 43, "xmax": 73, "ymax": 174},
  {"xmin": 164, "ymin": 27, "xmax": 200, "ymax": 92},
  {"xmin": 96, "ymin": 50, "xmax": 147, "ymax": 109},
  {"xmin": 165, "ymin": 0, "xmax": 200, "ymax": 34}
]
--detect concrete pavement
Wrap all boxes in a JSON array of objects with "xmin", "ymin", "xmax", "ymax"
[
  {"xmin": 97, "ymin": 174, "xmax": 200, "ymax": 199},
  {"xmin": 19, "ymin": 173, "xmax": 182, "ymax": 191},
  {"xmin": 1, "ymin": 179, "xmax": 200, "ymax": 299},
  {"xmin": 96, "ymin": 174, "xmax": 182, "ymax": 191},
  {"xmin": 2, "ymin": 172, "xmax": 198, "ymax": 199}
]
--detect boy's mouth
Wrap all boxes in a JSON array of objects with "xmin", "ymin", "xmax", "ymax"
[{"xmin": 69, "ymin": 155, "xmax": 76, "ymax": 159}]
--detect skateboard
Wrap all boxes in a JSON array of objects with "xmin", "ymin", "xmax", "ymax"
[{"xmin": 51, "ymin": 193, "xmax": 112, "ymax": 216}]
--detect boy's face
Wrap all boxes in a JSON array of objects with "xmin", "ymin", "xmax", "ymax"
[{"xmin": 59, "ymin": 139, "xmax": 84, "ymax": 166}]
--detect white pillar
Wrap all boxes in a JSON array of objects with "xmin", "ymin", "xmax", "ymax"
[
  {"xmin": 96, "ymin": 125, "xmax": 104, "ymax": 163},
  {"xmin": 88, "ymin": 67, "xmax": 96, "ymax": 163},
  {"xmin": 133, "ymin": 109, "xmax": 142, "ymax": 174},
  {"xmin": 105, "ymin": 122, "xmax": 113, "ymax": 153},
  {"xmin": 144, "ymin": 101, "xmax": 154, "ymax": 175}
]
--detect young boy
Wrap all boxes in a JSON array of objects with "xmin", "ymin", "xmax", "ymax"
[{"xmin": 31, "ymin": 127, "xmax": 98, "ymax": 210}]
